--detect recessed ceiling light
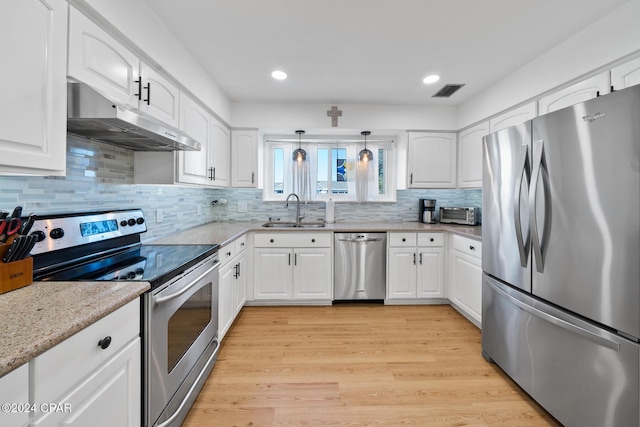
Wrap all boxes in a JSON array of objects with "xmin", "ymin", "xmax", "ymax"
[
  {"xmin": 271, "ymin": 70, "xmax": 287, "ymax": 80},
  {"xmin": 423, "ymin": 74, "xmax": 440, "ymax": 84}
]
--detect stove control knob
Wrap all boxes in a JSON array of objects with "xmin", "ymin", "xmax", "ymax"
[
  {"xmin": 128, "ymin": 218, "xmax": 136, "ymax": 226},
  {"xmin": 136, "ymin": 217, "xmax": 145, "ymax": 225},
  {"xmin": 126, "ymin": 271, "xmax": 137, "ymax": 280},
  {"xmin": 120, "ymin": 220, "xmax": 128, "ymax": 227},
  {"xmin": 49, "ymin": 228, "xmax": 64, "ymax": 239},
  {"xmin": 135, "ymin": 268, "xmax": 144, "ymax": 276},
  {"xmin": 32, "ymin": 230, "xmax": 46, "ymax": 242}
]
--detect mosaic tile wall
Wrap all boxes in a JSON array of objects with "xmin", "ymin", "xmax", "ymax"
[{"xmin": 0, "ymin": 137, "xmax": 481, "ymax": 242}]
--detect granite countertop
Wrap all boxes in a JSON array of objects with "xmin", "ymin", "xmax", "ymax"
[
  {"xmin": 149, "ymin": 221, "xmax": 482, "ymax": 246},
  {"xmin": 0, "ymin": 280, "xmax": 148, "ymax": 377}
]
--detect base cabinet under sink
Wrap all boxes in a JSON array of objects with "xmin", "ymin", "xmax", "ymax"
[{"xmin": 253, "ymin": 232, "xmax": 332, "ymax": 303}]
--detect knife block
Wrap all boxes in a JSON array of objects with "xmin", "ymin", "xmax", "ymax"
[{"xmin": 0, "ymin": 243, "xmax": 33, "ymax": 294}]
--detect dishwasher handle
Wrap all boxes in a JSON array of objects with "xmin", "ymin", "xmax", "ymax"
[{"xmin": 338, "ymin": 236, "xmax": 384, "ymax": 243}]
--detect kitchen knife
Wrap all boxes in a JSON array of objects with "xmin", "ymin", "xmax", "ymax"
[
  {"xmin": 9, "ymin": 206, "xmax": 22, "ymax": 219},
  {"xmin": 14, "ymin": 234, "xmax": 37, "ymax": 261},
  {"xmin": 19, "ymin": 214, "xmax": 36, "ymax": 235},
  {"xmin": 2, "ymin": 237, "xmax": 22, "ymax": 263}
]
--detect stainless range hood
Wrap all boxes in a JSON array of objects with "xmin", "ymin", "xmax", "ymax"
[{"xmin": 67, "ymin": 82, "xmax": 200, "ymax": 151}]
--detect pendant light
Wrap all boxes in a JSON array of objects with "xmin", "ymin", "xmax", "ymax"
[
  {"xmin": 292, "ymin": 130, "xmax": 307, "ymax": 161},
  {"xmin": 358, "ymin": 131, "xmax": 373, "ymax": 162}
]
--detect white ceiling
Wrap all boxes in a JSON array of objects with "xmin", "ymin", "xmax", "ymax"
[{"xmin": 145, "ymin": 0, "xmax": 628, "ymax": 107}]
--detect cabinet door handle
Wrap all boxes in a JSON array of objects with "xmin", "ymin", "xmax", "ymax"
[
  {"xmin": 134, "ymin": 77, "xmax": 142, "ymax": 100},
  {"xmin": 419, "ymin": 253, "xmax": 423, "ymax": 265},
  {"xmin": 413, "ymin": 253, "xmax": 416, "ymax": 265},
  {"xmin": 98, "ymin": 336, "xmax": 112, "ymax": 350},
  {"xmin": 209, "ymin": 167, "xmax": 214, "ymax": 181},
  {"xmin": 294, "ymin": 253, "xmax": 297, "ymax": 266},
  {"xmin": 251, "ymin": 172, "xmax": 255, "ymax": 184},
  {"xmin": 410, "ymin": 173, "xmax": 413, "ymax": 185},
  {"xmin": 144, "ymin": 82, "xmax": 151, "ymax": 105},
  {"xmin": 288, "ymin": 253, "xmax": 291, "ymax": 265}
]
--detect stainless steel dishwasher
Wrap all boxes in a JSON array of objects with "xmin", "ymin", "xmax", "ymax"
[{"xmin": 334, "ymin": 233, "xmax": 386, "ymax": 301}]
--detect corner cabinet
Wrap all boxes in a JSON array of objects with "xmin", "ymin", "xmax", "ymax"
[
  {"xmin": 407, "ymin": 132, "xmax": 457, "ymax": 188},
  {"xmin": 253, "ymin": 233, "xmax": 332, "ymax": 303},
  {"xmin": 448, "ymin": 235, "xmax": 482, "ymax": 327},
  {"xmin": 231, "ymin": 130, "xmax": 258, "ymax": 187},
  {"xmin": 134, "ymin": 94, "xmax": 230, "ymax": 187},
  {"xmin": 0, "ymin": 0, "xmax": 68, "ymax": 175},
  {"xmin": 387, "ymin": 233, "xmax": 446, "ymax": 301},
  {"xmin": 30, "ymin": 300, "xmax": 141, "ymax": 426},
  {"xmin": 457, "ymin": 121, "xmax": 489, "ymax": 188}
]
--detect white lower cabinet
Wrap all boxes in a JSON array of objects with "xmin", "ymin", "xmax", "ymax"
[
  {"xmin": 218, "ymin": 235, "xmax": 247, "ymax": 341},
  {"xmin": 0, "ymin": 363, "xmax": 29, "ymax": 426},
  {"xmin": 448, "ymin": 235, "xmax": 483, "ymax": 327},
  {"xmin": 30, "ymin": 299, "xmax": 141, "ymax": 426},
  {"xmin": 387, "ymin": 233, "xmax": 445, "ymax": 301},
  {"xmin": 253, "ymin": 233, "xmax": 332, "ymax": 303}
]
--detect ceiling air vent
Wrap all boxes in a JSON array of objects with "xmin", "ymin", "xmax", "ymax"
[{"xmin": 432, "ymin": 84, "xmax": 465, "ymax": 98}]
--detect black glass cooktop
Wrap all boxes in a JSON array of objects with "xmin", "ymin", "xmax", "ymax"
[{"xmin": 36, "ymin": 244, "xmax": 218, "ymax": 290}]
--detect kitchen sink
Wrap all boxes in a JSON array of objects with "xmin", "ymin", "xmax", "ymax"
[{"xmin": 262, "ymin": 221, "xmax": 326, "ymax": 228}]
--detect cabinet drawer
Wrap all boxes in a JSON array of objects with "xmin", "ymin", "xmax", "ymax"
[
  {"xmin": 235, "ymin": 234, "xmax": 247, "ymax": 253},
  {"xmin": 32, "ymin": 299, "xmax": 140, "ymax": 404},
  {"xmin": 452, "ymin": 234, "xmax": 482, "ymax": 259},
  {"xmin": 388, "ymin": 233, "xmax": 417, "ymax": 247},
  {"xmin": 417, "ymin": 233, "xmax": 444, "ymax": 247},
  {"xmin": 219, "ymin": 243, "xmax": 235, "ymax": 266},
  {"xmin": 254, "ymin": 232, "xmax": 331, "ymax": 248}
]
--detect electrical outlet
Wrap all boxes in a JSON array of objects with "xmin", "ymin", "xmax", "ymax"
[
  {"xmin": 156, "ymin": 208, "xmax": 163, "ymax": 223},
  {"xmin": 238, "ymin": 201, "xmax": 248, "ymax": 213}
]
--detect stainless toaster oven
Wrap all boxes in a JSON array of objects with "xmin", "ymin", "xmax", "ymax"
[{"xmin": 439, "ymin": 207, "xmax": 479, "ymax": 225}]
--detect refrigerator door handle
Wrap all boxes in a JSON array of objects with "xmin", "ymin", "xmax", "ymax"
[
  {"xmin": 486, "ymin": 279, "xmax": 621, "ymax": 352},
  {"xmin": 514, "ymin": 145, "xmax": 531, "ymax": 267},
  {"xmin": 529, "ymin": 138, "xmax": 551, "ymax": 273}
]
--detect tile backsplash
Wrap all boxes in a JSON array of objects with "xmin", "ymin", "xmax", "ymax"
[{"xmin": 0, "ymin": 137, "xmax": 481, "ymax": 241}]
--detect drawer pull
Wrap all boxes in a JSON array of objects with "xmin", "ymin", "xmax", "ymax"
[
  {"xmin": 430, "ymin": 238, "xmax": 434, "ymax": 242},
  {"xmin": 469, "ymin": 246, "xmax": 475, "ymax": 251},
  {"xmin": 226, "ymin": 251, "xmax": 232, "ymax": 256},
  {"xmin": 270, "ymin": 239, "xmax": 274, "ymax": 243},
  {"xmin": 98, "ymin": 336, "xmax": 112, "ymax": 350},
  {"xmin": 402, "ymin": 238, "xmax": 406, "ymax": 242},
  {"xmin": 240, "ymin": 242, "xmax": 245, "ymax": 246},
  {"xmin": 312, "ymin": 238, "xmax": 316, "ymax": 243}
]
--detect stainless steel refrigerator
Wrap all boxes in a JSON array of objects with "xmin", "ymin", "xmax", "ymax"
[{"xmin": 482, "ymin": 84, "xmax": 640, "ymax": 426}]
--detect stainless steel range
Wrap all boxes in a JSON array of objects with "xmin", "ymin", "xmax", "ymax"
[{"xmin": 31, "ymin": 209, "xmax": 220, "ymax": 427}]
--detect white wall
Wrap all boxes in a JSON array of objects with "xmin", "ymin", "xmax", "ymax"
[
  {"xmin": 78, "ymin": 0, "xmax": 232, "ymax": 123},
  {"xmin": 231, "ymin": 102, "xmax": 458, "ymax": 132},
  {"xmin": 457, "ymin": 0, "xmax": 640, "ymax": 129}
]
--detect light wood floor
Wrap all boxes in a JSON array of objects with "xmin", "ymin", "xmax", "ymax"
[{"xmin": 183, "ymin": 304, "xmax": 560, "ymax": 426}]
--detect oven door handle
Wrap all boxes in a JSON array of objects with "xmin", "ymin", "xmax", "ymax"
[{"xmin": 154, "ymin": 261, "xmax": 219, "ymax": 305}]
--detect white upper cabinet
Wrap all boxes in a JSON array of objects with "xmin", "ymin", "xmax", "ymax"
[
  {"xmin": 210, "ymin": 117, "xmax": 231, "ymax": 187},
  {"xmin": 611, "ymin": 57, "xmax": 640, "ymax": 90},
  {"xmin": 139, "ymin": 62, "xmax": 180, "ymax": 128},
  {"xmin": 231, "ymin": 130, "xmax": 258, "ymax": 187},
  {"xmin": 489, "ymin": 102, "xmax": 536, "ymax": 134},
  {"xmin": 538, "ymin": 72, "xmax": 611, "ymax": 115},
  {"xmin": 0, "ymin": 0, "xmax": 67, "ymax": 175},
  {"xmin": 68, "ymin": 7, "xmax": 139, "ymax": 107},
  {"xmin": 68, "ymin": 7, "xmax": 179, "ymax": 126},
  {"xmin": 407, "ymin": 132, "xmax": 457, "ymax": 188},
  {"xmin": 457, "ymin": 121, "xmax": 489, "ymax": 188},
  {"xmin": 177, "ymin": 94, "xmax": 211, "ymax": 185}
]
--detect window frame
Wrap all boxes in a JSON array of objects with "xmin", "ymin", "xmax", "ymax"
[{"xmin": 263, "ymin": 138, "xmax": 396, "ymax": 202}]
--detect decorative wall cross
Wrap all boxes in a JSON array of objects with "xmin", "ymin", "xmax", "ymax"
[{"xmin": 327, "ymin": 106, "xmax": 342, "ymax": 127}]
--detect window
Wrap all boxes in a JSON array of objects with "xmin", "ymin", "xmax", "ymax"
[{"xmin": 264, "ymin": 137, "xmax": 396, "ymax": 202}]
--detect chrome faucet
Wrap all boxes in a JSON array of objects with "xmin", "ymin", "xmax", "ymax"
[{"xmin": 285, "ymin": 193, "xmax": 303, "ymax": 224}]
